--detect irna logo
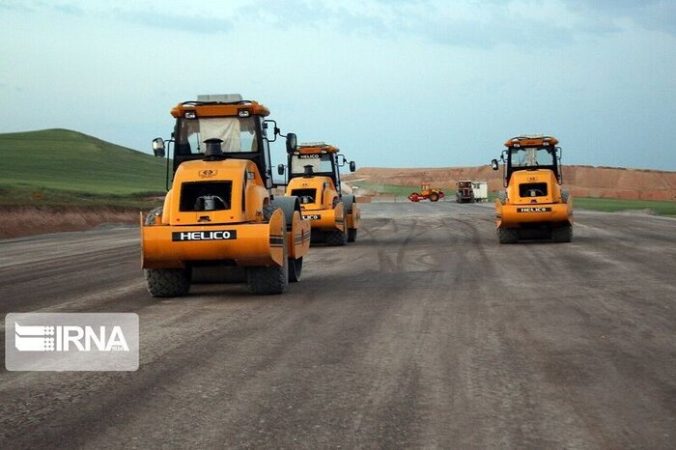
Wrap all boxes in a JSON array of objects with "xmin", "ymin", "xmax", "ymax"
[
  {"xmin": 5, "ymin": 313, "xmax": 139, "ymax": 371},
  {"xmin": 14, "ymin": 323, "xmax": 130, "ymax": 352}
]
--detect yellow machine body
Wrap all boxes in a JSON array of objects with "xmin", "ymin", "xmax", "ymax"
[
  {"xmin": 494, "ymin": 135, "xmax": 573, "ymax": 243},
  {"xmin": 286, "ymin": 176, "xmax": 346, "ymax": 232},
  {"xmin": 496, "ymin": 169, "xmax": 573, "ymax": 228},
  {"xmin": 142, "ymin": 158, "xmax": 309, "ymax": 269},
  {"xmin": 284, "ymin": 143, "xmax": 360, "ymax": 239}
]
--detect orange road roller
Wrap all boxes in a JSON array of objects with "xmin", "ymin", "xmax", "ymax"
[
  {"xmin": 279, "ymin": 142, "xmax": 359, "ymax": 245},
  {"xmin": 491, "ymin": 135, "xmax": 573, "ymax": 243},
  {"xmin": 141, "ymin": 94, "xmax": 310, "ymax": 296}
]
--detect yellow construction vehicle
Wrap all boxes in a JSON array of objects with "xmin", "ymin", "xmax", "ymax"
[
  {"xmin": 279, "ymin": 142, "xmax": 359, "ymax": 245},
  {"xmin": 491, "ymin": 135, "xmax": 573, "ymax": 243},
  {"xmin": 142, "ymin": 94, "xmax": 310, "ymax": 296}
]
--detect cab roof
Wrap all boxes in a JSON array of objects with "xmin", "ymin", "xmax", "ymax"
[
  {"xmin": 504, "ymin": 135, "xmax": 559, "ymax": 148},
  {"xmin": 171, "ymin": 94, "xmax": 270, "ymax": 119},
  {"xmin": 297, "ymin": 142, "xmax": 340, "ymax": 155}
]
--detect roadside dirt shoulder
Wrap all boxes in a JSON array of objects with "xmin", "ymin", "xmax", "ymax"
[{"xmin": 0, "ymin": 206, "xmax": 140, "ymax": 239}]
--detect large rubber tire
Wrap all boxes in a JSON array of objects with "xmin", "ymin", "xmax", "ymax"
[
  {"xmin": 288, "ymin": 257, "xmax": 303, "ymax": 282},
  {"xmin": 552, "ymin": 224, "xmax": 573, "ymax": 243},
  {"xmin": 310, "ymin": 229, "xmax": 325, "ymax": 244},
  {"xmin": 342, "ymin": 196, "xmax": 358, "ymax": 243},
  {"xmin": 347, "ymin": 228, "xmax": 357, "ymax": 243},
  {"xmin": 343, "ymin": 195, "xmax": 356, "ymax": 213},
  {"xmin": 145, "ymin": 268, "xmax": 190, "ymax": 297},
  {"xmin": 247, "ymin": 233, "xmax": 289, "ymax": 295},
  {"xmin": 497, "ymin": 227, "xmax": 519, "ymax": 244},
  {"xmin": 325, "ymin": 226, "xmax": 347, "ymax": 246},
  {"xmin": 429, "ymin": 193, "xmax": 439, "ymax": 202}
]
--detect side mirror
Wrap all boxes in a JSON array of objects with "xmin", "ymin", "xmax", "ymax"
[
  {"xmin": 349, "ymin": 161, "xmax": 356, "ymax": 172},
  {"xmin": 491, "ymin": 159, "xmax": 499, "ymax": 171},
  {"xmin": 152, "ymin": 137, "xmax": 165, "ymax": 158},
  {"xmin": 263, "ymin": 120, "xmax": 278, "ymax": 142},
  {"xmin": 277, "ymin": 164, "xmax": 285, "ymax": 176},
  {"xmin": 286, "ymin": 132, "xmax": 298, "ymax": 153}
]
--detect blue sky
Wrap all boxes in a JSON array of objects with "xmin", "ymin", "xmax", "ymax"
[{"xmin": 1, "ymin": 0, "xmax": 675, "ymax": 170}]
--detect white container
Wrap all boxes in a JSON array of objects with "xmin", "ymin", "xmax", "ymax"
[{"xmin": 471, "ymin": 181, "xmax": 488, "ymax": 202}]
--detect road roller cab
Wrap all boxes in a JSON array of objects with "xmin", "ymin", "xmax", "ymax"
[
  {"xmin": 142, "ymin": 94, "xmax": 310, "ymax": 296},
  {"xmin": 491, "ymin": 135, "xmax": 573, "ymax": 243},
  {"xmin": 280, "ymin": 142, "xmax": 359, "ymax": 245}
]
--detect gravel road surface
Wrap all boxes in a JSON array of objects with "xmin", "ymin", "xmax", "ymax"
[{"xmin": 1, "ymin": 202, "xmax": 675, "ymax": 449}]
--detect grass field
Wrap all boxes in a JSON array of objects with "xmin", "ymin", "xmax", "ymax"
[
  {"xmin": 0, "ymin": 129, "xmax": 167, "ymax": 208},
  {"xmin": 573, "ymin": 197, "xmax": 676, "ymax": 216}
]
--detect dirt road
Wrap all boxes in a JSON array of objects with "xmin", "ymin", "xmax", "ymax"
[{"xmin": 1, "ymin": 203, "xmax": 675, "ymax": 449}]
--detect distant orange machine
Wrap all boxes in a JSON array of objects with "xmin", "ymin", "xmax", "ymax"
[{"xmin": 408, "ymin": 183, "xmax": 445, "ymax": 202}]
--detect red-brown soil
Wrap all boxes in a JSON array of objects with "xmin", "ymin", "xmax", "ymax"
[{"xmin": 0, "ymin": 206, "xmax": 139, "ymax": 239}]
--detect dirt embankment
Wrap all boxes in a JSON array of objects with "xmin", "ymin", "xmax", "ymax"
[
  {"xmin": 0, "ymin": 206, "xmax": 140, "ymax": 239},
  {"xmin": 346, "ymin": 165, "xmax": 676, "ymax": 201}
]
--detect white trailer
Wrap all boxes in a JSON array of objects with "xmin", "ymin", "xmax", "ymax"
[{"xmin": 471, "ymin": 181, "xmax": 488, "ymax": 202}]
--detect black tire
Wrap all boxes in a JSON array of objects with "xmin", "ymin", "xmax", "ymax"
[
  {"xmin": 343, "ymin": 196, "xmax": 358, "ymax": 243},
  {"xmin": 325, "ymin": 226, "xmax": 347, "ymax": 246},
  {"xmin": 310, "ymin": 229, "xmax": 325, "ymax": 244},
  {"xmin": 343, "ymin": 195, "xmax": 356, "ymax": 214},
  {"xmin": 429, "ymin": 193, "xmax": 439, "ymax": 202},
  {"xmin": 247, "ymin": 233, "xmax": 289, "ymax": 295},
  {"xmin": 145, "ymin": 268, "xmax": 190, "ymax": 297},
  {"xmin": 288, "ymin": 257, "xmax": 303, "ymax": 282},
  {"xmin": 497, "ymin": 227, "xmax": 519, "ymax": 244},
  {"xmin": 347, "ymin": 228, "xmax": 357, "ymax": 243},
  {"xmin": 552, "ymin": 224, "xmax": 573, "ymax": 243}
]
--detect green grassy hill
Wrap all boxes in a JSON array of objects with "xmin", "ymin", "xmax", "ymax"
[{"xmin": 0, "ymin": 129, "xmax": 167, "ymax": 207}]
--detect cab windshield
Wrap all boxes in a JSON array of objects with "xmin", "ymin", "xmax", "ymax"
[
  {"xmin": 175, "ymin": 117, "xmax": 258, "ymax": 155},
  {"xmin": 290, "ymin": 153, "xmax": 333, "ymax": 175},
  {"xmin": 509, "ymin": 147, "xmax": 555, "ymax": 168}
]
